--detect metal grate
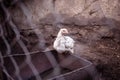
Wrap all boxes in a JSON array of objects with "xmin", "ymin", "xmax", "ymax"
[{"xmin": 0, "ymin": 0, "xmax": 113, "ymax": 80}]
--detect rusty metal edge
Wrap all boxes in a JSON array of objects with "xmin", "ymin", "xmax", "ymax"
[{"xmin": 48, "ymin": 54, "xmax": 93, "ymax": 80}]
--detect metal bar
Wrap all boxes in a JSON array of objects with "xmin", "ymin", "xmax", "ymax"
[
  {"xmin": 0, "ymin": 24, "xmax": 22, "ymax": 80},
  {"xmin": 0, "ymin": 51, "xmax": 14, "ymax": 80},
  {"xmin": 18, "ymin": 2, "xmax": 65, "ymax": 80},
  {"xmin": 1, "ymin": 3, "xmax": 42, "ymax": 80},
  {"xmin": 2, "ymin": 3, "xmax": 43, "ymax": 80}
]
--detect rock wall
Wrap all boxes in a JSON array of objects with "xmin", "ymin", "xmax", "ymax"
[{"xmin": 10, "ymin": 0, "xmax": 120, "ymax": 29}]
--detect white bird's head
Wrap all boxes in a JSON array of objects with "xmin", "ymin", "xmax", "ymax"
[
  {"xmin": 60, "ymin": 28, "xmax": 68, "ymax": 35},
  {"xmin": 57, "ymin": 28, "xmax": 69, "ymax": 37}
]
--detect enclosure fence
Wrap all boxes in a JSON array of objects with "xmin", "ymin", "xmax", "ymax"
[{"xmin": 0, "ymin": 0, "xmax": 115, "ymax": 80}]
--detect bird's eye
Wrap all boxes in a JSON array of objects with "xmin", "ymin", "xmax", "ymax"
[{"xmin": 62, "ymin": 30, "xmax": 66, "ymax": 32}]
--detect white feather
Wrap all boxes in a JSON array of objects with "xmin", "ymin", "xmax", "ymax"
[{"xmin": 53, "ymin": 28, "xmax": 75, "ymax": 53}]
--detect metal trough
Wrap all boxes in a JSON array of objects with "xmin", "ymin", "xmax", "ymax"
[
  {"xmin": 2, "ymin": 50, "xmax": 99, "ymax": 80},
  {"xmin": 42, "ymin": 50, "xmax": 99, "ymax": 80}
]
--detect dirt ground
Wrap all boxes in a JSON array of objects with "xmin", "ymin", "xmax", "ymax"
[{"xmin": 20, "ymin": 24, "xmax": 120, "ymax": 80}]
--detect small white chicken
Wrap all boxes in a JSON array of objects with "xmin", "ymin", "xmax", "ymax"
[{"xmin": 53, "ymin": 28, "xmax": 75, "ymax": 54}]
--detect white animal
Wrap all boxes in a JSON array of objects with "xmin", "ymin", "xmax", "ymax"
[{"xmin": 53, "ymin": 28, "xmax": 75, "ymax": 54}]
